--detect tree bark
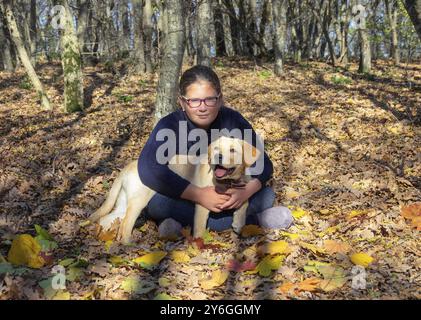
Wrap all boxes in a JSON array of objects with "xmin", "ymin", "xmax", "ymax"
[
  {"xmin": 354, "ymin": 0, "xmax": 372, "ymax": 73},
  {"xmin": 77, "ymin": 0, "xmax": 90, "ymax": 55},
  {"xmin": 154, "ymin": 0, "xmax": 185, "ymax": 122},
  {"xmin": 196, "ymin": 0, "xmax": 213, "ymax": 66},
  {"xmin": 386, "ymin": 0, "xmax": 400, "ymax": 64},
  {"xmin": 403, "ymin": 0, "xmax": 421, "ymax": 40},
  {"xmin": 133, "ymin": 0, "xmax": 146, "ymax": 73},
  {"xmin": 219, "ymin": 0, "xmax": 234, "ymax": 56},
  {"xmin": 30, "ymin": 0, "xmax": 37, "ymax": 64},
  {"xmin": 59, "ymin": 0, "xmax": 84, "ymax": 112},
  {"xmin": 1, "ymin": 0, "xmax": 51, "ymax": 109},
  {"xmin": 143, "ymin": 0, "xmax": 153, "ymax": 73},
  {"xmin": 214, "ymin": 0, "xmax": 227, "ymax": 56},
  {"xmin": 272, "ymin": 0, "xmax": 287, "ymax": 75},
  {"xmin": 0, "ymin": 12, "xmax": 15, "ymax": 71}
]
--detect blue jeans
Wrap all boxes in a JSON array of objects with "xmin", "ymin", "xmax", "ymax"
[{"xmin": 145, "ymin": 186, "xmax": 276, "ymax": 231}]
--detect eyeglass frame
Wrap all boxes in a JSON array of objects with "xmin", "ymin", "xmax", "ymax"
[{"xmin": 179, "ymin": 93, "xmax": 221, "ymax": 108}]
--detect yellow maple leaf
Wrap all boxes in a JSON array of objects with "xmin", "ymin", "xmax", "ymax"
[
  {"xmin": 258, "ymin": 240, "xmax": 291, "ymax": 255},
  {"xmin": 251, "ymin": 255, "xmax": 284, "ymax": 277},
  {"xmin": 241, "ymin": 225, "xmax": 264, "ymax": 237},
  {"xmin": 133, "ymin": 251, "xmax": 167, "ymax": 267},
  {"xmin": 346, "ymin": 210, "xmax": 366, "ymax": 220},
  {"xmin": 299, "ymin": 241, "xmax": 326, "ymax": 255},
  {"xmin": 323, "ymin": 240, "xmax": 351, "ymax": 254},
  {"xmin": 52, "ymin": 291, "xmax": 71, "ymax": 300},
  {"xmin": 350, "ymin": 252, "xmax": 374, "ymax": 267},
  {"xmin": 7, "ymin": 234, "xmax": 45, "ymax": 268},
  {"xmin": 280, "ymin": 231, "xmax": 300, "ymax": 240},
  {"xmin": 170, "ymin": 250, "xmax": 191, "ymax": 263},
  {"xmin": 200, "ymin": 269, "xmax": 229, "ymax": 290},
  {"xmin": 291, "ymin": 207, "xmax": 307, "ymax": 219}
]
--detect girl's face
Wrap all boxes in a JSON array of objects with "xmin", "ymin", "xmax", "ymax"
[{"xmin": 178, "ymin": 80, "xmax": 223, "ymax": 129}]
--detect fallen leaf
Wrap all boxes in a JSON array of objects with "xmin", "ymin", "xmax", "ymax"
[
  {"xmin": 291, "ymin": 207, "xmax": 307, "ymax": 219},
  {"xmin": 133, "ymin": 251, "xmax": 167, "ymax": 269},
  {"xmin": 323, "ymin": 240, "xmax": 351, "ymax": 254},
  {"xmin": 299, "ymin": 241, "xmax": 326, "ymax": 255},
  {"xmin": 297, "ymin": 278, "xmax": 321, "ymax": 292},
  {"xmin": 7, "ymin": 234, "xmax": 45, "ymax": 268},
  {"xmin": 226, "ymin": 259, "xmax": 256, "ymax": 272},
  {"xmin": 154, "ymin": 292, "xmax": 177, "ymax": 300},
  {"xmin": 121, "ymin": 277, "xmax": 156, "ymax": 295},
  {"xmin": 241, "ymin": 225, "xmax": 264, "ymax": 237},
  {"xmin": 200, "ymin": 269, "xmax": 229, "ymax": 290},
  {"xmin": 170, "ymin": 250, "xmax": 191, "ymax": 263},
  {"xmin": 258, "ymin": 240, "xmax": 291, "ymax": 255},
  {"xmin": 158, "ymin": 277, "xmax": 171, "ymax": 287},
  {"xmin": 401, "ymin": 203, "xmax": 421, "ymax": 230},
  {"xmin": 251, "ymin": 255, "xmax": 284, "ymax": 277},
  {"xmin": 52, "ymin": 290, "xmax": 71, "ymax": 300},
  {"xmin": 350, "ymin": 252, "xmax": 374, "ymax": 267}
]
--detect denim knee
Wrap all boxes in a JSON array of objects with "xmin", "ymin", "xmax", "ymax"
[{"xmin": 247, "ymin": 186, "xmax": 276, "ymax": 215}]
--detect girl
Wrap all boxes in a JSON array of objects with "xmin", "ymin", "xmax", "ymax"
[{"xmin": 138, "ymin": 65, "xmax": 291, "ymax": 236}]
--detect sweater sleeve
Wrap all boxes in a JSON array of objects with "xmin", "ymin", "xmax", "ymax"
[
  {"xmin": 234, "ymin": 111, "xmax": 274, "ymax": 185},
  {"xmin": 137, "ymin": 117, "xmax": 191, "ymax": 199}
]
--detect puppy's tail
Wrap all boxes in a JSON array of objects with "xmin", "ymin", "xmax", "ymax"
[{"xmin": 88, "ymin": 175, "xmax": 123, "ymax": 222}]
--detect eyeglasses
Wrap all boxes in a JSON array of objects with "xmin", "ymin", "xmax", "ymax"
[{"xmin": 180, "ymin": 93, "xmax": 221, "ymax": 108}]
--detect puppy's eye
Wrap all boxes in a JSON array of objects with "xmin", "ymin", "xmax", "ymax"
[{"xmin": 230, "ymin": 148, "xmax": 235, "ymax": 153}]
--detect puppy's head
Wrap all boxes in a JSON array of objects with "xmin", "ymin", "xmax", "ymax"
[{"xmin": 208, "ymin": 136, "xmax": 260, "ymax": 182}]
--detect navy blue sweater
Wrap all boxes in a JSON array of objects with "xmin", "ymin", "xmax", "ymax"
[{"xmin": 137, "ymin": 106, "xmax": 273, "ymax": 199}]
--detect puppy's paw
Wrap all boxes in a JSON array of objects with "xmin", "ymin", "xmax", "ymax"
[{"xmin": 232, "ymin": 224, "xmax": 243, "ymax": 235}]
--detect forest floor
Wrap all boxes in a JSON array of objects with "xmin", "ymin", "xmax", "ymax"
[{"xmin": 0, "ymin": 58, "xmax": 420, "ymax": 300}]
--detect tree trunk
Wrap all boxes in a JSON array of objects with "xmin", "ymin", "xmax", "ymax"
[
  {"xmin": 214, "ymin": 1, "xmax": 227, "ymax": 56},
  {"xmin": 77, "ymin": 0, "xmax": 90, "ymax": 55},
  {"xmin": 59, "ymin": 0, "xmax": 84, "ymax": 112},
  {"xmin": 1, "ymin": 0, "xmax": 51, "ymax": 110},
  {"xmin": 248, "ymin": 0, "xmax": 258, "ymax": 56},
  {"xmin": 133, "ymin": 0, "xmax": 146, "ymax": 73},
  {"xmin": 354, "ymin": 1, "xmax": 371, "ymax": 73},
  {"xmin": 259, "ymin": 0, "xmax": 270, "ymax": 53},
  {"xmin": 0, "ymin": 13, "xmax": 15, "ymax": 71},
  {"xmin": 223, "ymin": 0, "xmax": 242, "ymax": 55},
  {"xmin": 403, "ymin": 0, "xmax": 421, "ymax": 40},
  {"xmin": 30, "ymin": 0, "xmax": 37, "ymax": 65},
  {"xmin": 220, "ymin": 0, "xmax": 234, "ymax": 56},
  {"xmin": 272, "ymin": 0, "xmax": 287, "ymax": 75},
  {"xmin": 386, "ymin": 0, "xmax": 400, "ymax": 64},
  {"xmin": 197, "ymin": 0, "xmax": 213, "ymax": 66},
  {"xmin": 143, "ymin": 0, "xmax": 153, "ymax": 73},
  {"xmin": 154, "ymin": 0, "xmax": 185, "ymax": 122}
]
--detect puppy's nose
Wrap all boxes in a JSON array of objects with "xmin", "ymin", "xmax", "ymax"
[{"xmin": 218, "ymin": 154, "xmax": 223, "ymax": 163}]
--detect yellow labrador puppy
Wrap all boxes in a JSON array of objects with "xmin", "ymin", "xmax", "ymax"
[{"xmin": 88, "ymin": 136, "xmax": 259, "ymax": 244}]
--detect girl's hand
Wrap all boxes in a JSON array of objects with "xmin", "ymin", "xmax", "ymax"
[
  {"xmin": 196, "ymin": 186, "xmax": 231, "ymax": 213},
  {"xmin": 219, "ymin": 179, "xmax": 262, "ymax": 210}
]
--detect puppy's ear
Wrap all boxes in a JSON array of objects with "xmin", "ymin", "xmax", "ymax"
[{"xmin": 242, "ymin": 140, "xmax": 261, "ymax": 167}]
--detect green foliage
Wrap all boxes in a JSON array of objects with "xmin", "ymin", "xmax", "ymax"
[
  {"xmin": 19, "ymin": 76, "xmax": 33, "ymax": 90},
  {"xmin": 330, "ymin": 75, "xmax": 352, "ymax": 85},
  {"xmin": 215, "ymin": 60, "xmax": 224, "ymax": 68},
  {"xmin": 117, "ymin": 94, "xmax": 134, "ymax": 103},
  {"xmin": 258, "ymin": 70, "xmax": 272, "ymax": 80}
]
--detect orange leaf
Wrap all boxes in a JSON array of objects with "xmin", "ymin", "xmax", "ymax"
[
  {"xmin": 400, "ymin": 203, "xmax": 421, "ymax": 230},
  {"xmin": 279, "ymin": 282, "xmax": 295, "ymax": 294},
  {"xmin": 323, "ymin": 240, "xmax": 351, "ymax": 254},
  {"xmin": 297, "ymin": 278, "xmax": 321, "ymax": 292}
]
